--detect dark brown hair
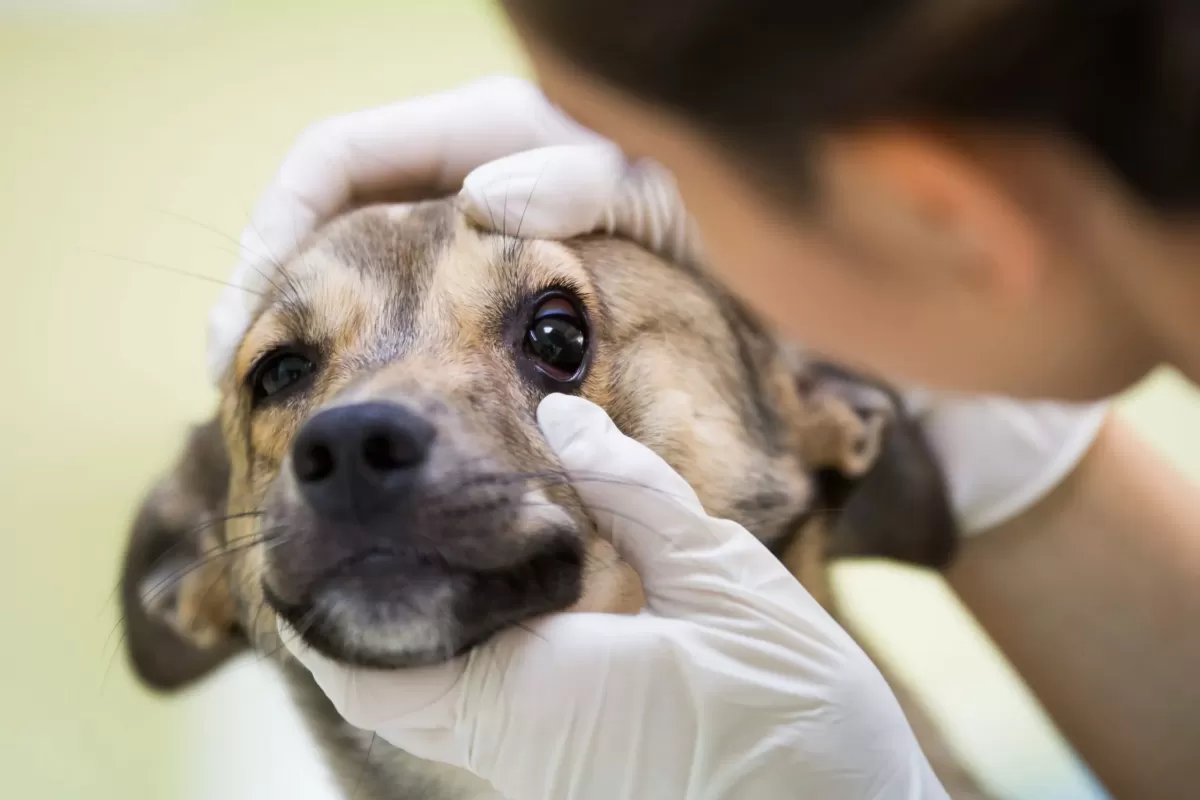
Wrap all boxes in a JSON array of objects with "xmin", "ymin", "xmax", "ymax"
[{"xmin": 503, "ymin": 0, "xmax": 1200, "ymax": 212}]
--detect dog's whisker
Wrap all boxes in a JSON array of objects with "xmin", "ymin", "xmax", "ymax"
[
  {"xmin": 135, "ymin": 519, "xmax": 277, "ymax": 591},
  {"xmin": 84, "ymin": 248, "xmax": 265, "ymax": 296},
  {"xmin": 139, "ymin": 529, "xmax": 290, "ymax": 608},
  {"xmin": 513, "ymin": 156, "xmax": 552, "ymax": 243},
  {"xmin": 100, "ymin": 510, "xmax": 265, "ymax": 618},
  {"xmin": 131, "ymin": 511, "xmax": 268, "ymax": 584},
  {"xmin": 150, "ymin": 207, "xmax": 287, "ymax": 273},
  {"xmin": 101, "ymin": 523, "xmax": 281, "ymax": 662},
  {"xmin": 502, "ymin": 181, "xmax": 510, "ymax": 240}
]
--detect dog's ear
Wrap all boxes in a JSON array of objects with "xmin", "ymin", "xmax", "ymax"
[
  {"xmin": 791, "ymin": 359, "xmax": 958, "ymax": 569},
  {"xmin": 119, "ymin": 416, "xmax": 245, "ymax": 692}
]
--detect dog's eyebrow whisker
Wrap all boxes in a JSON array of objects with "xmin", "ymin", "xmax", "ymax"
[
  {"xmin": 150, "ymin": 208, "xmax": 288, "ymax": 274},
  {"xmin": 277, "ymin": 209, "xmax": 318, "ymax": 306},
  {"xmin": 482, "ymin": 188, "xmax": 500, "ymax": 236},
  {"xmin": 512, "ymin": 154, "xmax": 553, "ymax": 245},
  {"xmin": 246, "ymin": 260, "xmax": 289, "ymax": 303},
  {"xmin": 84, "ymin": 248, "xmax": 266, "ymax": 296},
  {"xmin": 502, "ymin": 182, "xmax": 510, "ymax": 240},
  {"xmin": 237, "ymin": 216, "xmax": 309, "ymax": 309}
]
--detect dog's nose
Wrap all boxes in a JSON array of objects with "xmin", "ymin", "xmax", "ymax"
[{"xmin": 292, "ymin": 402, "xmax": 435, "ymax": 520}]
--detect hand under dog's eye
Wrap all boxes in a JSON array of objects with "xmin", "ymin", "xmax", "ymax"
[
  {"xmin": 525, "ymin": 295, "xmax": 588, "ymax": 383},
  {"xmin": 250, "ymin": 349, "xmax": 317, "ymax": 407}
]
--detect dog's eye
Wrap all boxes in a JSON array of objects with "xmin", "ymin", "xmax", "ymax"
[
  {"xmin": 525, "ymin": 296, "xmax": 587, "ymax": 382},
  {"xmin": 250, "ymin": 349, "xmax": 316, "ymax": 406}
]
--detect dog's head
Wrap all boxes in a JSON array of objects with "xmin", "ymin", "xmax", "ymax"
[{"xmin": 120, "ymin": 200, "xmax": 955, "ymax": 689}]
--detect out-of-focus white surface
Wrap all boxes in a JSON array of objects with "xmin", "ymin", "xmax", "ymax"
[{"xmin": 184, "ymin": 660, "xmax": 340, "ymax": 800}]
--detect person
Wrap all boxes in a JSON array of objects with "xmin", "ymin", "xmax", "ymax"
[{"xmin": 203, "ymin": 2, "xmax": 1200, "ymax": 798}]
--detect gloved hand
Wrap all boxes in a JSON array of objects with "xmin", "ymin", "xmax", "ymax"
[
  {"xmin": 282, "ymin": 393, "xmax": 949, "ymax": 800},
  {"xmin": 207, "ymin": 75, "xmax": 694, "ymax": 386},
  {"xmin": 208, "ymin": 75, "xmax": 1107, "ymax": 538}
]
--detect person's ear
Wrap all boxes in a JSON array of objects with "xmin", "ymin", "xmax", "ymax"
[
  {"xmin": 787, "ymin": 357, "xmax": 958, "ymax": 569},
  {"xmin": 821, "ymin": 127, "xmax": 1042, "ymax": 301},
  {"xmin": 119, "ymin": 416, "xmax": 246, "ymax": 692}
]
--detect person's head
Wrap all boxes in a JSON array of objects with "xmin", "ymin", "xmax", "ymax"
[{"xmin": 501, "ymin": 0, "xmax": 1200, "ymax": 400}]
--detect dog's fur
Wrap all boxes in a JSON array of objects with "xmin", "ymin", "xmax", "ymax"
[{"xmin": 120, "ymin": 200, "xmax": 990, "ymax": 798}]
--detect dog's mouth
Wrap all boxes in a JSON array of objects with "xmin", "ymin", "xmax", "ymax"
[{"xmin": 263, "ymin": 532, "xmax": 585, "ymax": 669}]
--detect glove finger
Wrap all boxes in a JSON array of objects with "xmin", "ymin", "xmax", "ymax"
[
  {"xmin": 460, "ymin": 143, "xmax": 627, "ymax": 240},
  {"xmin": 537, "ymin": 394, "xmax": 797, "ymax": 617},
  {"xmin": 461, "ymin": 146, "xmax": 702, "ymax": 265}
]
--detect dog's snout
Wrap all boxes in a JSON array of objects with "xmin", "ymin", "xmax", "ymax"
[{"xmin": 292, "ymin": 402, "xmax": 435, "ymax": 520}]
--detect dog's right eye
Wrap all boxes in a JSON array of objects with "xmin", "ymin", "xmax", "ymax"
[{"xmin": 249, "ymin": 349, "xmax": 317, "ymax": 406}]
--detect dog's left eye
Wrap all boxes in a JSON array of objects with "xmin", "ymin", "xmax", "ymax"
[
  {"xmin": 250, "ymin": 349, "xmax": 316, "ymax": 406},
  {"xmin": 525, "ymin": 296, "xmax": 587, "ymax": 382}
]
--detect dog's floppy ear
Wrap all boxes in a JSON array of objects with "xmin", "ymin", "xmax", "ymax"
[
  {"xmin": 120, "ymin": 416, "xmax": 245, "ymax": 692},
  {"xmin": 791, "ymin": 359, "xmax": 958, "ymax": 569}
]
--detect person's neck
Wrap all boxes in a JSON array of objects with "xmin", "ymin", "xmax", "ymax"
[
  {"xmin": 1151, "ymin": 226, "xmax": 1200, "ymax": 386},
  {"xmin": 1104, "ymin": 220, "xmax": 1200, "ymax": 389}
]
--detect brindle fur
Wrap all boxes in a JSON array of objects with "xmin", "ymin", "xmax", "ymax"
[{"xmin": 121, "ymin": 200, "xmax": 989, "ymax": 798}]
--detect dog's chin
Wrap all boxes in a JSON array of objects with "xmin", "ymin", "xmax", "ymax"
[{"xmin": 264, "ymin": 533, "xmax": 585, "ymax": 669}]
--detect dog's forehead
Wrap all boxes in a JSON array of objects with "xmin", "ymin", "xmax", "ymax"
[{"xmin": 316, "ymin": 201, "xmax": 457, "ymax": 286}]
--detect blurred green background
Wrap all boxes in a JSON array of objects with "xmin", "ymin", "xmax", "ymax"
[{"xmin": 3, "ymin": 1, "xmax": 1198, "ymax": 798}]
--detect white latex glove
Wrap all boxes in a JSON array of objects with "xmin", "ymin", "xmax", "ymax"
[
  {"xmin": 282, "ymin": 393, "xmax": 948, "ymax": 800},
  {"xmin": 210, "ymin": 74, "xmax": 1107, "ymax": 535}
]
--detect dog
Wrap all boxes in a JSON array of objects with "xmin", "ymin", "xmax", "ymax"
[{"xmin": 120, "ymin": 199, "xmax": 990, "ymax": 798}]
